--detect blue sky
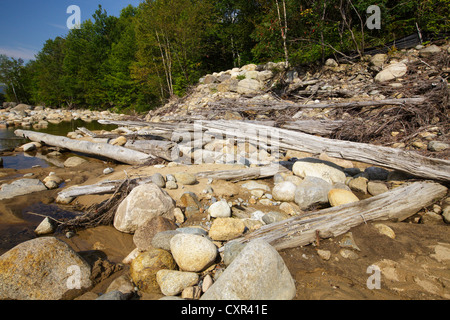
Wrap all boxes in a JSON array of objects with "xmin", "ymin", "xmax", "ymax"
[{"xmin": 0, "ymin": 0, "xmax": 142, "ymax": 62}]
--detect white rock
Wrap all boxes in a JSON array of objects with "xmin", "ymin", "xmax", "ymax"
[
  {"xmin": 208, "ymin": 200, "xmax": 231, "ymax": 218},
  {"xmin": 170, "ymin": 233, "xmax": 217, "ymax": 272},
  {"xmin": 272, "ymin": 181, "xmax": 296, "ymax": 202},
  {"xmin": 114, "ymin": 183, "xmax": 175, "ymax": 233},
  {"xmin": 237, "ymin": 79, "xmax": 262, "ymax": 95},
  {"xmin": 375, "ymin": 62, "xmax": 407, "ymax": 82},
  {"xmin": 293, "ymin": 158, "xmax": 346, "ymax": 184},
  {"xmin": 34, "ymin": 217, "xmax": 56, "ymax": 235}
]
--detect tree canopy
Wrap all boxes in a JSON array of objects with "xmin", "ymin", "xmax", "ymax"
[{"xmin": 1, "ymin": 0, "xmax": 448, "ymax": 112}]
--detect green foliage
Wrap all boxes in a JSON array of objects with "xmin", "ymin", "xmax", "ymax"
[{"xmin": 1, "ymin": 0, "xmax": 448, "ymax": 113}]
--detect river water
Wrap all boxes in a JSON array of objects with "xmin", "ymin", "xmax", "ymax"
[{"xmin": 0, "ymin": 119, "xmax": 118, "ymax": 170}]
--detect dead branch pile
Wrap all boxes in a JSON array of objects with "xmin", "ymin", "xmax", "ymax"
[{"xmin": 61, "ymin": 178, "xmax": 134, "ymax": 231}]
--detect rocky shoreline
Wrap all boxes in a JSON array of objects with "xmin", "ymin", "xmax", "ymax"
[{"xmin": 0, "ymin": 42, "xmax": 449, "ymax": 300}]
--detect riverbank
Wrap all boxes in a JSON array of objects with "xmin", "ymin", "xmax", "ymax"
[{"xmin": 0, "ymin": 42, "xmax": 449, "ymax": 300}]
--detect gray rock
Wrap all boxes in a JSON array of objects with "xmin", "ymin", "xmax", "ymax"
[
  {"xmin": 419, "ymin": 44, "xmax": 442, "ymax": 57},
  {"xmin": 151, "ymin": 173, "xmax": 166, "ymax": 188},
  {"xmin": 34, "ymin": 217, "xmax": 57, "ymax": 235},
  {"xmin": 237, "ymin": 78, "xmax": 262, "ymax": 95},
  {"xmin": 367, "ymin": 181, "xmax": 389, "ymax": 196},
  {"xmin": 96, "ymin": 290, "xmax": 128, "ymax": 300},
  {"xmin": 156, "ymin": 270, "xmax": 199, "ymax": 296},
  {"xmin": 262, "ymin": 211, "xmax": 289, "ymax": 224},
  {"xmin": 0, "ymin": 237, "xmax": 92, "ymax": 300},
  {"xmin": 0, "ymin": 178, "xmax": 47, "ymax": 200},
  {"xmin": 294, "ymin": 176, "xmax": 332, "ymax": 210},
  {"xmin": 166, "ymin": 181, "xmax": 178, "ymax": 189},
  {"xmin": 223, "ymin": 241, "xmax": 247, "ymax": 266},
  {"xmin": 428, "ymin": 141, "xmax": 449, "ymax": 152},
  {"xmin": 200, "ymin": 239, "xmax": 296, "ymax": 300},
  {"xmin": 176, "ymin": 227, "xmax": 208, "ymax": 236},
  {"xmin": 113, "ymin": 183, "xmax": 176, "ymax": 233},
  {"xmin": 152, "ymin": 230, "xmax": 181, "ymax": 251}
]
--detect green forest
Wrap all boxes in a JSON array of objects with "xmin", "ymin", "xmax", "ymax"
[{"xmin": 0, "ymin": 0, "xmax": 448, "ymax": 113}]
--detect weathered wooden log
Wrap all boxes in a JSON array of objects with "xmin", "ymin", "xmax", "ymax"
[
  {"xmin": 229, "ymin": 181, "xmax": 447, "ymax": 251},
  {"xmin": 202, "ymin": 120, "xmax": 450, "ymax": 181},
  {"xmin": 280, "ymin": 120, "xmax": 345, "ymax": 136},
  {"xmin": 196, "ymin": 164, "xmax": 290, "ymax": 182},
  {"xmin": 292, "ymin": 97, "xmax": 426, "ymax": 118},
  {"xmin": 57, "ymin": 176, "xmax": 153, "ymax": 199},
  {"xmin": 124, "ymin": 140, "xmax": 176, "ymax": 161},
  {"xmin": 14, "ymin": 130, "xmax": 156, "ymax": 165}
]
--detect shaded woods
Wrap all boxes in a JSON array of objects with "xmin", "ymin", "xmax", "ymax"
[{"xmin": 1, "ymin": 0, "xmax": 449, "ymax": 112}]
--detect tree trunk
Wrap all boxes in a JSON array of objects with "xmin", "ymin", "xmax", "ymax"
[
  {"xmin": 15, "ymin": 130, "xmax": 155, "ymax": 165},
  {"xmin": 202, "ymin": 120, "xmax": 450, "ymax": 181}
]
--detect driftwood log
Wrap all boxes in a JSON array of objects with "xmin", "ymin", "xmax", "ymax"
[
  {"xmin": 196, "ymin": 164, "xmax": 290, "ymax": 182},
  {"xmin": 202, "ymin": 121, "xmax": 450, "ymax": 182},
  {"xmin": 228, "ymin": 181, "xmax": 448, "ymax": 251},
  {"xmin": 14, "ymin": 130, "xmax": 156, "ymax": 166}
]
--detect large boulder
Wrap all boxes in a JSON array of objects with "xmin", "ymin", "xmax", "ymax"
[
  {"xmin": 0, "ymin": 237, "xmax": 92, "ymax": 300},
  {"xmin": 200, "ymin": 239, "xmax": 296, "ymax": 300},
  {"xmin": 114, "ymin": 183, "xmax": 176, "ymax": 233}
]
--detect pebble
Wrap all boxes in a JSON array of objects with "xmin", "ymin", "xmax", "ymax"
[
  {"xmin": 373, "ymin": 224, "xmax": 396, "ymax": 239},
  {"xmin": 261, "ymin": 211, "xmax": 289, "ymax": 224},
  {"xmin": 103, "ymin": 167, "xmax": 114, "ymax": 175},
  {"xmin": 339, "ymin": 232, "xmax": 361, "ymax": 251},
  {"xmin": 339, "ymin": 249, "xmax": 359, "ymax": 260},
  {"xmin": 317, "ymin": 249, "xmax": 331, "ymax": 261},
  {"xmin": 202, "ymin": 274, "xmax": 214, "ymax": 292},
  {"xmin": 166, "ymin": 181, "xmax": 178, "ymax": 189}
]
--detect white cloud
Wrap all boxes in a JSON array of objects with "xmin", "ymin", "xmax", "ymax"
[
  {"xmin": 47, "ymin": 23, "xmax": 69, "ymax": 31},
  {"xmin": 0, "ymin": 46, "xmax": 39, "ymax": 61}
]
